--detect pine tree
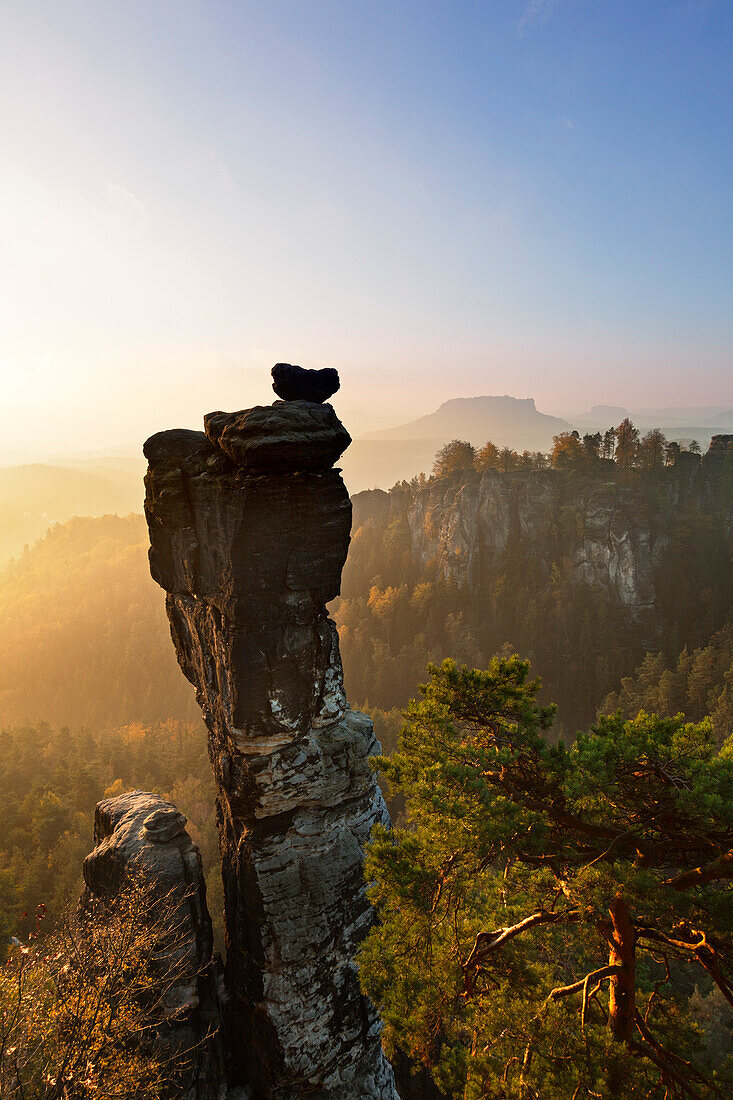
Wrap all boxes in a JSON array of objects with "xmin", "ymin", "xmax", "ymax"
[{"xmin": 360, "ymin": 657, "xmax": 733, "ymax": 1098}]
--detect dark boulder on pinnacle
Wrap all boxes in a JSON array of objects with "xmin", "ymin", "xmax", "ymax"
[
  {"xmin": 271, "ymin": 362, "xmax": 340, "ymax": 403},
  {"xmin": 143, "ymin": 368, "xmax": 398, "ymax": 1099}
]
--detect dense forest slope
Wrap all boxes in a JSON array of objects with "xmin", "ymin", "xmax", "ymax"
[
  {"xmin": 0, "ymin": 525, "xmax": 217, "ymax": 945},
  {"xmin": 335, "ymin": 444, "xmax": 733, "ymax": 734},
  {"xmin": 0, "ymin": 460, "xmax": 145, "ymax": 565},
  {"xmin": 0, "ymin": 445, "xmax": 731, "ymax": 738},
  {"xmin": 0, "ymin": 718, "xmax": 218, "ymax": 944},
  {"xmin": 0, "ymin": 514, "xmax": 197, "ymax": 728},
  {"xmin": 603, "ymin": 623, "xmax": 733, "ymax": 739}
]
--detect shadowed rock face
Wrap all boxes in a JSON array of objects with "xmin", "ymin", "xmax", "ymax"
[
  {"xmin": 143, "ymin": 390, "xmax": 397, "ymax": 1099},
  {"xmin": 398, "ymin": 451, "xmax": 733, "ymax": 620},
  {"xmin": 82, "ymin": 791, "xmax": 227, "ymax": 1100}
]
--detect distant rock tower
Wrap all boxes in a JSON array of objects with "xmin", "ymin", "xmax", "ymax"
[{"xmin": 143, "ymin": 366, "xmax": 398, "ymax": 1099}]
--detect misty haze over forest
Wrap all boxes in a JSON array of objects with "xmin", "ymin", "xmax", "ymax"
[
  {"xmin": 2, "ymin": 393, "xmax": 731, "ymax": 564},
  {"xmin": 3, "ymin": 1, "xmax": 733, "ymax": 1097}
]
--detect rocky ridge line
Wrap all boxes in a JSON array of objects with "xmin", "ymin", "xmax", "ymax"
[{"xmin": 353, "ymin": 438, "xmax": 733, "ymax": 621}]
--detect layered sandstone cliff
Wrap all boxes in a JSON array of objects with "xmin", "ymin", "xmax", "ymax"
[
  {"xmin": 405, "ymin": 470, "xmax": 657, "ymax": 614},
  {"xmin": 143, "ymin": 379, "xmax": 397, "ymax": 1099},
  {"xmin": 353, "ymin": 442, "xmax": 732, "ymax": 621}
]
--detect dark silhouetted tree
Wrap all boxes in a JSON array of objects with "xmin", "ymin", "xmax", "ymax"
[{"xmin": 639, "ymin": 428, "xmax": 667, "ymax": 471}]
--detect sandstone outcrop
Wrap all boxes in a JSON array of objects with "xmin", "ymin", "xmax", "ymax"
[
  {"xmin": 353, "ymin": 440, "xmax": 733, "ymax": 624},
  {"xmin": 203, "ymin": 401, "xmax": 351, "ymax": 472},
  {"xmin": 702, "ymin": 433, "xmax": 733, "ymax": 475},
  {"xmin": 405, "ymin": 469, "xmax": 657, "ymax": 614},
  {"xmin": 144, "ymin": 378, "xmax": 397, "ymax": 1098},
  {"xmin": 82, "ymin": 790, "xmax": 226, "ymax": 1100}
]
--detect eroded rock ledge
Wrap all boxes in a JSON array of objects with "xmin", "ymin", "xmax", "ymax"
[{"xmin": 143, "ymin": 383, "xmax": 397, "ymax": 1099}]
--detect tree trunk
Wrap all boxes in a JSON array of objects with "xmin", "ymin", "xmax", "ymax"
[{"xmin": 608, "ymin": 892, "xmax": 636, "ymax": 1042}]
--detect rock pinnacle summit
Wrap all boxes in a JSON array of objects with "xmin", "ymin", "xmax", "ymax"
[{"xmin": 143, "ymin": 366, "xmax": 398, "ymax": 1099}]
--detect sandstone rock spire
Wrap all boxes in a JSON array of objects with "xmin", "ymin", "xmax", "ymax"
[{"xmin": 143, "ymin": 373, "xmax": 398, "ymax": 1098}]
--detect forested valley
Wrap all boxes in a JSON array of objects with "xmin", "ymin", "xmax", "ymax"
[
  {"xmin": 337, "ymin": 427, "xmax": 733, "ymax": 739},
  {"xmin": 1, "ymin": 423, "xmax": 733, "ymax": 1095}
]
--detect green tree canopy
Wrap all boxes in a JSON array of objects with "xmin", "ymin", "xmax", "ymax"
[
  {"xmin": 360, "ymin": 657, "xmax": 733, "ymax": 1098},
  {"xmin": 475, "ymin": 441, "xmax": 501, "ymax": 472}
]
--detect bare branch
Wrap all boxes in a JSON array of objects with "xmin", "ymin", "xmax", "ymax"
[
  {"xmin": 463, "ymin": 908, "xmax": 580, "ymax": 974},
  {"xmin": 548, "ymin": 965, "xmax": 621, "ymax": 1008},
  {"xmin": 667, "ymin": 849, "xmax": 733, "ymax": 891}
]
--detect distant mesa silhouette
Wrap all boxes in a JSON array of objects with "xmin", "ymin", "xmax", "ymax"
[{"xmin": 272, "ymin": 362, "xmax": 340, "ymax": 403}]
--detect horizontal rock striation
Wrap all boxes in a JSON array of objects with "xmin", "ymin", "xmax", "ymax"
[
  {"xmin": 82, "ymin": 790, "xmax": 226, "ymax": 1100},
  {"xmin": 144, "ymin": 397, "xmax": 397, "ymax": 1099},
  {"xmin": 204, "ymin": 401, "xmax": 351, "ymax": 472}
]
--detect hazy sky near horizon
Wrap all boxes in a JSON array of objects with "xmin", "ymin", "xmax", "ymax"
[{"xmin": 1, "ymin": 0, "xmax": 732, "ymax": 453}]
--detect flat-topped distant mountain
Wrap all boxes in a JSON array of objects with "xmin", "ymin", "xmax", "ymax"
[
  {"xmin": 362, "ymin": 395, "xmax": 570, "ymax": 448},
  {"xmin": 340, "ymin": 396, "xmax": 571, "ymax": 493},
  {"xmin": 583, "ymin": 405, "xmax": 631, "ymax": 423}
]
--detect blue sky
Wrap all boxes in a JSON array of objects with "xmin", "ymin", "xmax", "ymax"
[{"xmin": 1, "ymin": 0, "xmax": 731, "ymax": 450}]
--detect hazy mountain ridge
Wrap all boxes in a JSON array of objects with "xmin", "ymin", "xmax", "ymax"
[
  {"xmin": 571, "ymin": 403, "xmax": 733, "ymax": 438},
  {"xmin": 362, "ymin": 394, "xmax": 570, "ymax": 446},
  {"xmin": 0, "ymin": 460, "xmax": 145, "ymax": 565},
  {"xmin": 342, "ymin": 395, "xmax": 571, "ymax": 493}
]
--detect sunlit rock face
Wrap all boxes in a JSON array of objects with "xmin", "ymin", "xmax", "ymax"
[
  {"xmin": 144, "ymin": 389, "xmax": 397, "ymax": 1099},
  {"xmin": 402, "ymin": 457, "xmax": 732, "ymax": 620},
  {"xmin": 82, "ymin": 790, "xmax": 227, "ymax": 1100}
]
